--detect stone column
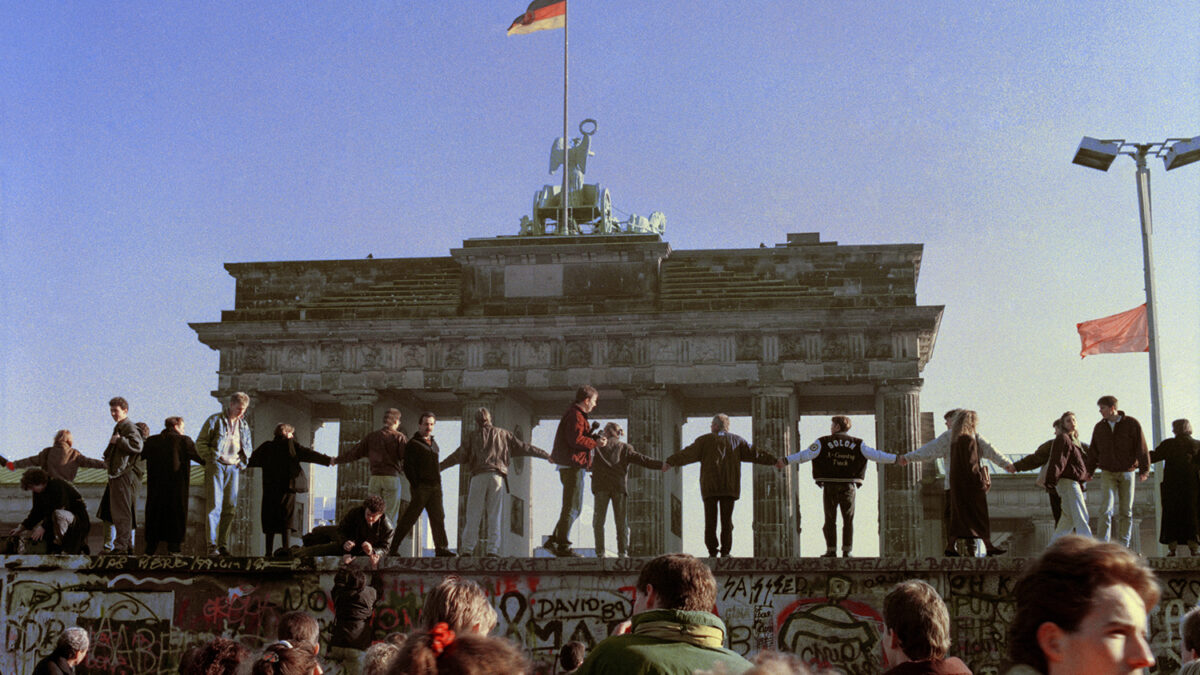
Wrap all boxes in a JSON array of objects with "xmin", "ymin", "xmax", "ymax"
[
  {"xmin": 492, "ymin": 397, "xmax": 538, "ymax": 557},
  {"xmin": 454, "ymin": 391, "xmax": 500, "ymax": 552},
  {"xmin": 751, "ymin": 386, "xmax": 800, "ymax": 558},
  {"xmin": 334, "ymin": 390, "xmax": 377, "ymax": 522},
  {"xmin": 875, "ymin": 379, "xmax": 923, "ymax": 558},
  {"xmin": 626, "ymin": 387, "xmax": 683, "ymax": 557}
]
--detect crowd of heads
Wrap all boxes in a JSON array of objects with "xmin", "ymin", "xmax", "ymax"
[{"xmin": 27, "ymin": 541, "xmax": 1186, "ymax": 674}]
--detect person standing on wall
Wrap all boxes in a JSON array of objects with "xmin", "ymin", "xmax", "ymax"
[
  {"xmin": 547, "ymin": 386, "xmax": 606, "ymax": 558},
  {"xmin": 590, "ymin": 421, "xmax": 665, "ymax": 558},
  {"xmin": 98, "ymin": 397, "xmax": 144, "ymax": 555},
  {"xmin": 335, "ymin": 408, "xmax": 408, "ymax": 532},
  {"xmin": 142, "ymin": 416, "xmax": 204, "ymax": 555},
  {"xmin": 664, "ymin": 413, "xmax": 777, "ymax": 558},
  {"xmin": 392, "ymin": 411, "xmax": 455, "ymax": 557},
  {"xmin": 776, "ymin": 415, "xmax": 896, "ymax": 558},
  {"xmin": 1087, "ymin": 395, "xmax": 1149, "ymax": 548},
  {"xmin": 195, "ymin": 391, "xmax": 252, "ymax": 557}
]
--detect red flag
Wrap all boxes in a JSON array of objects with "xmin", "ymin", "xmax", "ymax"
[
  {"xmin": 507, "ymin": 0, "xmax": 565, "ymax": 36},
  {"xmin": 1077, "ymin": 304, "xmax": 1148, "ymax": 358}
]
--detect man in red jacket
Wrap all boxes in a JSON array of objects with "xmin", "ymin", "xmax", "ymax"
[{"xmin": 546, "ymin": 385, "xmax": 606, "ymax": 557}]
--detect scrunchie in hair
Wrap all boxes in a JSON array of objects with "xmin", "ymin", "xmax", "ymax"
[
  {"xmin": 262, "ymin": 640, "xmax": 292, "ymax": 663},
  {"xmin": 429, "ymin": 622, "xmax": 456, "ymax": 656}
]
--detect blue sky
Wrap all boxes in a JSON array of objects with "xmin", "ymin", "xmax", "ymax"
[{"xmin": 3, "ymin": 2, "xmax": 1197, "ymax": 556}]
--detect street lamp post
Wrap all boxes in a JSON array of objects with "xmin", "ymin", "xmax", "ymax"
[
  {"xmin": 1072, "ymin": 135, "xmax": 1200, "ymax": 447},
  {"xmin": 1074, "ymin": 134, "xmax": 1200, "ymax": 556}
]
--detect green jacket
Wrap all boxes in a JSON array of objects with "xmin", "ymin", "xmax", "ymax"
[{"xmin": 574, "ymin": 609, "xmax": 752, "ymax": 675}]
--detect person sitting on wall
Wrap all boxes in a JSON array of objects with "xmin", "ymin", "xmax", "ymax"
[
  {"xmin": 880, "ymin": 580, "xmax": 972, "ymax": 674},
  {"xmin": 9, "ymin": 468, "xmax": 91, "ymax": 554},
  {"xmin": 291, "ymin": 495, "xmax": 394, "ymax": 566},
  {"xmin": 776, "ymin": 415, "xmax": 896, "ymax": 558}
]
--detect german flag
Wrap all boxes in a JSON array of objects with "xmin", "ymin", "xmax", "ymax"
[{"xmin": 507, "ymin": 0, "xmax": 565, "ymax": 36}]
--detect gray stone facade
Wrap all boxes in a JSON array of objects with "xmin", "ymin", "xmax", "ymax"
[{"xmin": 190, "ymin": 232, "xmax": 945, "ymax": 557}]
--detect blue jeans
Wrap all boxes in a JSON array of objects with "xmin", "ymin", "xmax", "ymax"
[
  {"xmin": 1053, "ymin": 479, "xmax": 1092, "ymax": 543},
  {"xmin": 206, "ymin": 462, "xmax": 240, "ymax": 549},
  {"xmin": 1098, "ymin": 470, "xmax": 1135, "ymax": 547},
  {"xmin": 552, "ymin": 467, "xmax": 584, "ymax": 547}
]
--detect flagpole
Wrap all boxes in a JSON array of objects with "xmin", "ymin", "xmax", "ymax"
[{"xmin": 560, "ymin": 0, "xmax": 569, "ymax": 234}]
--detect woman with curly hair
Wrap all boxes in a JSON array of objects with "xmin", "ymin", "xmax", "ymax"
[
  {"xmin": 390, "ymin": 623, "xmax": 530, "ymax": 675},
  {"xmin": 251, "ymin": 641, "xmax": 322, "ymax": 675},
  {"xmin": 187, "ymin": 637, "xmax": 250, "ymax": 675}
]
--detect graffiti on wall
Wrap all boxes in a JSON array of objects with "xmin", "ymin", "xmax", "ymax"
[{"xmin": 2, "ymin": 556, "xmax": 1197, "ymax": 675}]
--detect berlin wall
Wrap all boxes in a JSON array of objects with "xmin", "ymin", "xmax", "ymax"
[{"xmin": 4, "ymin": 555, "xmax": 1194, "ymax": 674}]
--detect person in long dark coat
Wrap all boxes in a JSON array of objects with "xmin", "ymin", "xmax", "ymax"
[
  {"xmin": 142, "ymin": 417, "xmax": 204, "ymax": 555},
  {"xmin": 1150, "ymin": 418, "xmax": 1200, "ymax": 555},
  {"xmin": 946, "ymin": 410, "xmax": 1005, "ymax": 557},
  {"xmin": 248, "ymin": 423, "xmax": 334, "ymax": 554}
]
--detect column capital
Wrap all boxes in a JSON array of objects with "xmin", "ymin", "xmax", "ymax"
[
  {"xmin": 876, "ymin": 378, "xmax": 923, "ymax": 396},
  {"xmin": 331, "ymin": 389, "xmax": 377, "ymax": 407},
  {"xmin": 621, "ymin": 385, "xmax": 671, "ymax": 400},
  {"xmin": 750, "ymin": 384, "xmax": 795, "ymax": 399},
  {"xmin": 452, "ymin": 389, "xmax": 502, "ymax": 403}
]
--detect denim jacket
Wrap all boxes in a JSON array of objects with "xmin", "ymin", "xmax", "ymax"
[{"xmin": 195, "ymin": 412, "xmax": 251, "ymax": 467}]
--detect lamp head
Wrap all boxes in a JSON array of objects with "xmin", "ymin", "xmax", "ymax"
[
  {"xmin": 1072, "ymin": 137, "xmax": 1122, "ymax": 171},
  {"xmin": 1163, "ymin": 136, "xmax": 1200, "ymax": 171}
]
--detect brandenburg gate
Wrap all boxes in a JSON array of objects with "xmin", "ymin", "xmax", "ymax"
[{"xmin": 190, "ymin": 231, "xmax": 943, "ymax": 558}]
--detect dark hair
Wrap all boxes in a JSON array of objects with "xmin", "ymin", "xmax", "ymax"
[
  {"xmin": 882, "ymin": 580, "xmax": 950, "ymax": 661},
  {"xmin": 20, "ymin": 468, "xmax": 50, "ymax": 490},
  {"xmin": 831, "ymin": 416, "xmax": 851, "ymax": 432},
  {"xmin": 108, "ymin": 396, "xmax": 129, "ymax": 411},
  {"xmin": 251, "ymin": 642, "xmax": 318, "ymax": 675},
  {"xmin": 1182, "ymin": 606, "xmax": 1200, "ymax": 656},
  {"xmin": 193, "ymin": 637, "xmax": 250, "ymax": 675},
  {"xmin": 636, "ymin": 553, "xmax": 716, "ymax": 612},
  {"xmin": 335, "ymin": 566, "xmax": 369, "ymax": 595},
  {"xmin": 1009, "ymin": 535, "xmax": 1160, "ymax": 671},
  {"xmin": 419, "ymin": 411, "xmax": 436, "ymax": 425},
  {"xmin": 392, "ymin": 629, "xmax": 530, "ymax": 674},
  {"xmin": 277, "ymin": 611, "xmax": 319, "ymax": 646},
  {"xmin": 1097, "ymin": 395, "xmax": 1118, "ymax": 408},
  {"xmin": 164, "ymin": 416, "xmax": 184, "ymax": 430},
  {"xmin": 575, "ymin": 385, "xmax": 598, "ymax": 403},
  {"xmin": 559, "ymin": 641, "xmax": 587, "ymax": 671},
  {"xmin": 135, "ymin": 422, "xmax": 151, "ymax": 439},
  {"xmin": 364, "ymin": 495, "xmax": 387, "ymax": 514},
  {"xmin": 274, "ymin": 423, "xmax": 295, "ymax": 439}
]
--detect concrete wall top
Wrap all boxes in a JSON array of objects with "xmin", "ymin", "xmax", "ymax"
[{"xmin": 5, "ymin": 555, "xmax": 1197, "ymax": 675}]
